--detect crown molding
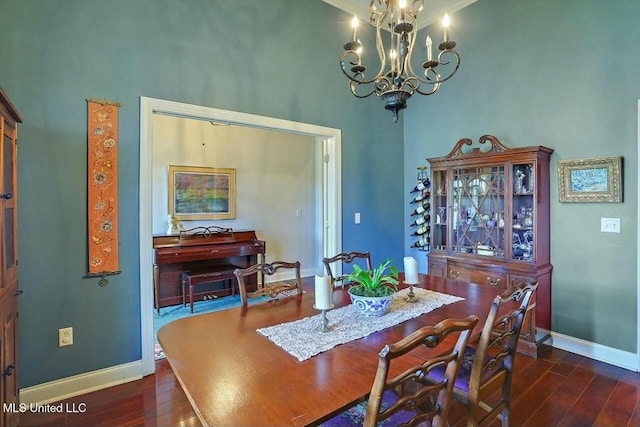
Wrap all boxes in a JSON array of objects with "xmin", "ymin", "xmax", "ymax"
[{"xmin": 322, "ymin": 0, "xmax": 477, "ymax": 29}]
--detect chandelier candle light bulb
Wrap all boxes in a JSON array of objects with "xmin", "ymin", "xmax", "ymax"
[
  {"xmin": 442, "ymin": 14, "xmax": 450, "ymax": 42},
  {"xmin": 351, "ymin": 15, "xmax": 358, "ymax": 41},
  {"xmin": 426, "ymin": 35, "xmax": 432, "ymax": 61}
]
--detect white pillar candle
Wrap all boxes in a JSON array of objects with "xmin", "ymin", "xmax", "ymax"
[
  {"xmin": 403, "ymin": 257, "xmax": 419, "ymax": 284},
  {"xmin": 315, "ymin": 275, "xmax": 332, "ymax": 309}
]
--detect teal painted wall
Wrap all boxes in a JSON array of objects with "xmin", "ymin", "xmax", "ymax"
[
  {"xmin": 405, "ymin": 0, "xmax": 640, "ymax": 352},
  {"xmin": 0, "ymin": 0, "xmax": 404, "ymax": 388}
]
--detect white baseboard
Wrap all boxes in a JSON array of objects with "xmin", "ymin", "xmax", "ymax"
[
  {"xmin": 542, "ymin": 329, "xmax": 639, "ymax": 372},
  {"xmin": 19, "ymin": 361, "xmax": 143, "ymax": 405}
]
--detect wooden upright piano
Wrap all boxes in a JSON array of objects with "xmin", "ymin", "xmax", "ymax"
[{"xmin": 153, "ymin": 227, "xmax": 265, "ymax": 312}]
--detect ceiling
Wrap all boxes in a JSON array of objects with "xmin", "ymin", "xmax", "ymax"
[{"xmin": 322, "ymin": 0, "xmax": 477, "ymax": 29}]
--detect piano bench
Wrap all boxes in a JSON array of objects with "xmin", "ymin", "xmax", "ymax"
[{"xmin": 181, "ymin": 265, "xmax": 239, "ymax": 314}]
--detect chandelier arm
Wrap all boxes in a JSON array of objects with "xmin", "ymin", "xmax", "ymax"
[
  {"xmin": 349, "ymin": 80, "xmax": 377, "ymax": 99},
  {"xmin": 405, "ymin": 63, "xmax": 441, "ymax": 95},
  {"xmin": 373, "ymin": 17, "xmax": 389, "ymax": 77},
  {"xmin": 414, "ymin": 81, "xmax": 440, "ymax": 96},
  {"xmin": 369, "ymin": 1, "xmax": 388, "ymax": 27},
  {"xmin": 399, "ymin": 76, "xmax": 420, "ymax": 93},
  {"xmin": 340, "ymin": 51, "xmax": 386, "ymax": 86},
  {"xmin": 398, "ymin": 28, "xmax": 417, "ymax": 86},
  {"xmin": 431, "ymin": 49, "xmax": 461, "ymax": 84},
  {"xmin": 374, "ymin": 75, "xmax": 394, "ymax": 95},
  {"xmin": 405, "ymin": 48, "xmax": 460, "ymax": 87}
]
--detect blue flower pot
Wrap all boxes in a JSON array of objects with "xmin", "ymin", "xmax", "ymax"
[{"xmin": 348, "ymin": 288, "xmax": 393, "ymax": 317}]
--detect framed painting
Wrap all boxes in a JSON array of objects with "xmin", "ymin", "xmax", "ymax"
[
  {"xmin": 168, "ymin": 165, "xmax": 236, "ymax": 220},
  {"xmin": 557, "ymin": 156, "xmax": 622, "ymax": 203}
]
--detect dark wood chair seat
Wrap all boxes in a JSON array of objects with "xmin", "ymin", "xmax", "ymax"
[{"xmin": 181, "ymin": 264, "xmax": 239, "ymax": 313}]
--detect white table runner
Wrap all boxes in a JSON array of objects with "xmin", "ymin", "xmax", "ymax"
[{"xmin": 256, "ymin": 287, "xmax": 464, "ymax": 361}]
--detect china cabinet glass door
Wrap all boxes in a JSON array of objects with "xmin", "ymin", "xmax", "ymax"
[
  {"xmin": 451, "ymin": 166, "xmax": 505, "ymax": 257},
  {"xmin": 511, "ymin": 162, "xmax": 535, "ymax": 262},
  {"xmin": 431, "ymin": 170, "xmax": 447, "ymax": 251}
]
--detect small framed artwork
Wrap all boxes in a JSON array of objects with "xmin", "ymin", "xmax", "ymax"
[
  {"xmin": 168, "ymin": 165, "xmax": 236, "ymax": 220},
  {"xmin": 557, "ymin": 156, "xmax": 622, "ymax": 203}
]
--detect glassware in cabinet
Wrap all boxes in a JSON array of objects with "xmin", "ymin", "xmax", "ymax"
[
  {"xmin": 511, "ymin": 162, "xmax": 535, "ymax": 262},
  {"xmin": 451, "ymin": 166, "xmax": 505, "ymax": 258},
  {"xmin": 430, "ymin": 169, "xmax": 447, "ymax": 251}
]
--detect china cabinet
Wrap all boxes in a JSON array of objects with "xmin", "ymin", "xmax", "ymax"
[
  {"xmin": 0, "ymin": 87, "xmax": 21, "ymax": 427},
  {"xmin": 427, "ymin": 135, "xmax": 553, "ymax": 357}
]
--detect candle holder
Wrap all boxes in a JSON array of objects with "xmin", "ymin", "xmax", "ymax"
[
  {"xmin": 406, "ymin": 284, "xmax": 418, "ymax": 303},
  {"xmin": 313, "ymin": 304, "xmax": 334, "ymax": 332},
  {"xmin": 403, "ymin": 256, "xmax": 420, "ymax": 303}
]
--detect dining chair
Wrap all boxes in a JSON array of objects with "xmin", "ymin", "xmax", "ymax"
[
  {"xmin": 233, "ymin": 261, "xmax": 303, "ymax": 308},
  {"xmin": 321, "ymin": 315, "xmax": 479, "ymax": 427},
  {"xmin": 425, "ymin": 280, "xmax": 538, "ymax": 427},
  {"xmin": 322, "ymin": 251, "xmax": 372, "ymax": 288}
]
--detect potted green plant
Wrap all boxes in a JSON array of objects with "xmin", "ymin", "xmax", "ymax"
[{"xmin": 344, "ymin": 259, "xmax": 399, "ymax": 317}]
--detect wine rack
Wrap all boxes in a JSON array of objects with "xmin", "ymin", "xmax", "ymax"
[{"xmin": 409, "ymin": 166, "xmax": 430, "ymax": 251}]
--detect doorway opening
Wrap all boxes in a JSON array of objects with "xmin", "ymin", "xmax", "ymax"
[{"xmin": 139, "ymin": 97, "xmax": 342, "ymax": 375}]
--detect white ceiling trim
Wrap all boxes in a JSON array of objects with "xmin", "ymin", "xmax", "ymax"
[{"xmin": 322, "ymin": 0, "xmax": 477, "ymax": 29}]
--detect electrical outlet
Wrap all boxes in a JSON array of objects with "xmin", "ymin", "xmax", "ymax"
[
  {"xmin": 59, "ymin": 327, "xmax": 73, "ymax": 347},
  {"xmin": 355, "ymin": 212, "xmax": 361, "ymax": 224}
]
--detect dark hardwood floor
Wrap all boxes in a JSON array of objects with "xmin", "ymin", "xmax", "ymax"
[{"xmin": 20, "ymin": 346, "xmax": 640, "ymax": 427}]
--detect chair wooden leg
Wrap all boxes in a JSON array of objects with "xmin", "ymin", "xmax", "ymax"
[
  {"xmin": 189, "ymin": 282, "xmax": 194, "ymax": 313},
  {"xmin": 154, "ymin": 265, "xmax": 161, "ymax": 314},
  {"xmin": 182, "ymin": 275, "xmax": 187, "ymax": 307}
]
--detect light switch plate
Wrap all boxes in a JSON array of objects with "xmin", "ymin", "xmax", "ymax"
[{"xmin": 601, "ymin": 218, "xmax": 620, "ymax": 233}]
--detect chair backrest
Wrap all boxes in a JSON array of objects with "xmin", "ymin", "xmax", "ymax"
[
  {"xmin": 233, "ymin": 261, "xmax": 303, "ymax": 308},
  {"xmin": 364, "ymin": 315, "xmax": 479, "ymax": 427},
  {"xmin": 467, "ymin": 280, "xmax": 538, "ymax": 427},
  {"xmin": 322, "ymin": 251, "xmax": 372, "ymax": 288}
]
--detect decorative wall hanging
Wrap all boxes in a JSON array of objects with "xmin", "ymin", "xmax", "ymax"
[
  {"xmin": 86, "ymin": 98, "xmax": 122, "ymax": 284},
  {"xmin": 557, "ymin": 156, "xmax": 623, "ymax": 203},
  {"xmin": 168, "ymin": 165, "xmax": 236, "ymax": 220}
]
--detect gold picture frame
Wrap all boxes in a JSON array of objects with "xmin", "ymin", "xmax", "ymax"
[
  {"xmin": 557, "ymin": 156, "xmax": 622, "ymax": 203},
  {"xmin": 168, "ymin": 165, "xmax": 236, "ymax": 220}
]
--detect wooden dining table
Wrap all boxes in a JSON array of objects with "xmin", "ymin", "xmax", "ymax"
[{"xmin": 157, "ymin": 274, "xmax": 504, "ymax": 427}]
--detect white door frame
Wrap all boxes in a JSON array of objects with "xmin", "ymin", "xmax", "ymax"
[
  {"xmin": 139, "ymin": 97, "xmax": 342, "ymax": 375},
  {"xmin": 637, "ymin": 99, "xmax": 640, "ymax": 371}
]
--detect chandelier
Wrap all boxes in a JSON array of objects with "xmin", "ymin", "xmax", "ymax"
[{"xmin": 339, "ymin": 0, "xmax": 460, "ymax": 123}]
